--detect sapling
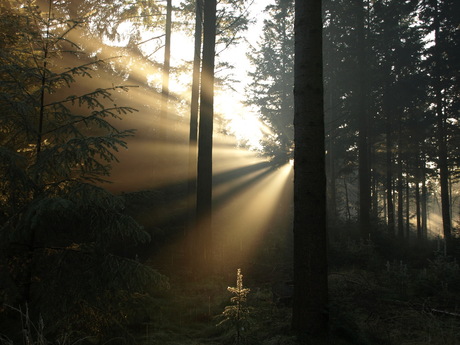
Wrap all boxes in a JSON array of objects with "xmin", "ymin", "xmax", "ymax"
[{"xmin": 218, "ymin": 269, "xmax": 251, "ymax": 344}]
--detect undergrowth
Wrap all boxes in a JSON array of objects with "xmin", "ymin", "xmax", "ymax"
[{"xmin": 2, "ymin": 237, "xmax": 459, "ymax": 344}]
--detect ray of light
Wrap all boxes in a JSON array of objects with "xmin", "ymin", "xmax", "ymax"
[
  {"xmin": 212, "ymin": 162, "xmax": 293, "ymax": 273},
  {"xmin": 58, "ymin": 24, "xmax": 296, "ymax": 276}
]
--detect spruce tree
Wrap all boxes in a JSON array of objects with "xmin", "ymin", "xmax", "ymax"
[
  {"xmin": 0, "ymin": 2, "xmax": 168, "ymax": 341},
  {"xmin": 245, "ymin": 0, "xmax": 294, "ymax": 164}
]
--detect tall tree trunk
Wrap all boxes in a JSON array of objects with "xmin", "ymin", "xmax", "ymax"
[
  {"xmin": 196, "ymin": 0, "xmax": 217, "ymax": 270},
  {"xmin": 397, "ymin": 140, "xmax": 404, "ymax": 239},
  {"xmin": 26, "ymin": 0, "xmax": 54, "ymax": 304},
  {"xmin": 421, "ymin": 159, "xmax": 428, "ymax": 239},
  {"xmin": 371, "ymin": 150, "xmax": 379, "ymax": 222},
  {"xmin": 327, "ymin": 89, "xmax": 337, "ymax": 225},
  {"xmin": 293, "ymin": 0, "xmax": 328, "ymax": 337},
  {"xmin": 405, "ymin": 177, "xmax": 410, "ymax": 239},
  {"xmin": 186, "ymin": 0, "xmax": 203, "ymax": 262},
  {"xmin": 327, "ymin": 139, "xmax": 337, "ymax": 225},
  {"xmin": 385, "ymin": 93, "xmax": 395, "ymax": 235},
  {"xmin": 160, "ymin": 0, "xmax": 172, "ymax": 142},
  {"xmin": 415, "ymin": 163, "xmax": 422, "ymax": 239},
  {"xmin": 187, "ymin": 0, "xmax": 203, "ymax": 223},
  {"xmin": 344, "ymin": 178, "xmax": 351, "ymax": 222},
  {"xmin": 382, "ymin": 7, "xmax": 395, "ymax": 237},
  {"xmin": 356, "ymin": 0, "xmax": 371, "ymax": 239},
  {"xmin": 433, "ymin": 0, "xmax": 452, "ymax": 251}
]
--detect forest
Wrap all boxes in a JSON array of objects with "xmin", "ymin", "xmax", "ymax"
[{"xmin": 0, "ymin": 0, "xmax": 459, "ymax": 344}]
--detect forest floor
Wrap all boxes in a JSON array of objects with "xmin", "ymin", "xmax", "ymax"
[
  {"xmin": 2, "ymin": 236, "xmax": 458, "ymax": 345},
  {"xmin": 134, "ymin": 239, "xmax": 460, "ymax": 345}
]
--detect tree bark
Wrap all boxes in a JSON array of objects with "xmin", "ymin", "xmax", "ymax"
[
  {"xmin": 433, "ymin": 0, "xmax": 452, "ymax": 251},
  {"xmin": 416, "ymin": 166, "xmax": 422, "ymax": 240},
  {"xmin": 397, "ymin": 137, "xmax": 404, "ymax": 239},
  {"xmin": 196, "ymin": 0, "xmax": 217, "ymax": 269},
  {"xmin": 187, "ymin": 0, "xmax": 203, "ymax": 223},
  {"xmin": 293, "ymin": 0, "xmax": 328, "ymax": 338},
  {"xmin": 405, "ymin": 178, "xmax": 410, "ymax": 240},
  {"xmin": 356, "ymin": 0, "xmax": 371, "ymax": 239},
  {"xmin": 421, "ymin": 159, "xmax": 428, "ymax": 239},
  {"xmin": 160, "ymin": 0, "xmax": 172, "ymax": 142},
  {"xmin": 385, "ymin": 100, "xmax": 395, "ymax": 235}
]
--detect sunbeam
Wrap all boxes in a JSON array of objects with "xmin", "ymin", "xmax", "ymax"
[{"xmin": 212, "ymin": 163, "xmax": 293, "ymax": 272}]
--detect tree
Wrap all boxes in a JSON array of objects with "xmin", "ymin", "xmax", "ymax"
[
  {"xmin": 187, "ymin": 0, "xmax": 203, "ymax": 232},
  {"xmin": 355, "ymin": 0, "xmax": 371, "ymax": 239},
  {"xmin": 160, "ymin": 0, "xmax": 173, "ymax": 142},
  {"xmin": 0, "ymin": 2, "xmax": 167, "ymax": 340},
  {"xmin": 323, "ymin": 0, "xmax": 363, "ymax": 225},
  {"xmin": 420, "ymin": 0, "xmax": 460, "ymax": 253},
  {"xmin": 292, "ymin": 0, "xmax": 328, "ymax": 338},
  {"xmin": 245, "ymin": 0, "xmax": 294, "ymax": 164},
  {"xmin": 195, "ymin": 0, "xmax": 217, "ymax": 269}
]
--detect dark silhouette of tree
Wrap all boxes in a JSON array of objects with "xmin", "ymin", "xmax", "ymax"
[
  {"xmin": 245, "ymin": 0, "xmax": 294, "ymax": 164},
  {"xmin": 160, "ymin": 0, "xmax": 172, "ymax": 142},
  {"xmin": 187, "ymin": 0, "xmax": 203, "ymax": 228},
  {"xmin": 0, "ymin": 2, "xmax": 168, "ymax": 340},
  {"xmin": 355, "ymin": 0, "xmax": 371, "ymax": 239},
  {"xmin": 196, "ymin": 0, "xmax": 217, "ymax": 269},
  {"xmin": 420, "ymin": 0, "xmax": 460, "ymax": 253},
  {"xmin": 292, "ymin": 0, "xmax": 328, "ymax": 338}
]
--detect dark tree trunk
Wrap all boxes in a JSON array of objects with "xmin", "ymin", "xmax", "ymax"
[
  {"xmin": 344, "ymin": 178, "xmax": 351, "ymax": 222},
  {"xmin": 356, "ymin": 0, "xmax": 371, "ymax": 239},
  {"xmin": 327, "ymin": 142, "xmax": 337, "ymax": 225},
  {"xmin": 160, "ymin": 0, "xmax": 172, "ymax": 142},
  {"xmin": 196, "ymin": 0, "xmax": 217, "ymax": 269},
  {"xmin": 371, "ymin": 150, "xmax": 379, "ymax": 222},
  {"xmin": 385, "ymin": 93, "xmax": 395, "ymax": 235},
  {"xmin": 293, "ymin": 0, "xmax": 328, "ymax": 338},
  {"xmin": 416, "ymin": 165, "xmax": 422, "ymax": 240},
  {"xmin": 433, "ymin": 0, "xmax": 452, "ymax": 251},
  {"xmin": 405, "ymin": 178, "xmax": 410, "ymax": 239},
  {"xmin": 421, "ymin": 160, "xmax": 428, "ymax": 239},
  {"xmin": 187, "ymin": 0, "xmax": 203, "ymax": 223},
  {"xmin": 397, "ymin": 142, "xmax": 404, "ymax": 239}
]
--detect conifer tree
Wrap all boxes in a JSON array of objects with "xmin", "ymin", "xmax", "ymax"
[
  {"xmin": 293, "ymin": 0, "xmax": 328, "ymax": 338},
  {"xmin": 218, "ymin": 268, "xmax": 251, "ymax": 344},
  {"xmin": 420, "ymin": 0, "xmax": 460, "ymax": 252},
  {"xmin": 0, "ymin": 2, "xmax": 168, "ymax": 340},
  {"xmin": 196, "ymin": 0, "xmax": 217, "ymax": 270},
  {"xmin": 245, "ymin": 0, "xmax": 294, "ymax": 164}
]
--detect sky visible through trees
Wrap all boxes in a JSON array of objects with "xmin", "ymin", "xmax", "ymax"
[{"xmin": 0, "ymin": 0, "xmax": 459, "ymax": 343}]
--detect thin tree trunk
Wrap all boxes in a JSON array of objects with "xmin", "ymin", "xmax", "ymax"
[
  {"xmin": 406, "ymin": 178, "xmax": 410, "ymax": 239},
  {"xmin": 344, "ymin": 178, "xmax": 351, "ymax": 222},
  {"xmin": 187, "ymin": 0, "xmax": 203, "ymax": 223},
  {"xmin": 26, "ymin": 0, "xmax": 54, "ymax": 304},
  {"xmin": 328, "ymin": 142, "xmax": 337, "ymax": 225},
  {"xmin": 356, "ymin": 0, "xmax": 371, "ymax": 239},
  {"xmin": 327, "ymin": 91, "xmax": 337, "ymax": 225},
  {"xmin": 383, "ymin": 184, "xmax": 387, "ymax": 221},
  {"xmin": 416, "ymin": 168, "xmax": 422, "ymax": 240},
  {"xmin": 397, "ymin": 142, "xmax": 404, "ymax": 239},
  {"xmin": 371, "ymin": 153, "xmax": 378, "ymax": 222},
  {"xmin": 385, "ymin": 97, "xmax": 395, "ymax": 235},
  {"xmin": 293, "ymin": 0, "xmax": 328, "ymax": 337},
  {"xmin": 421, "ymin": 159, "xmax": 428, "ymax": 239},
  {"xmin": 433, "ymin": 0, "xmax": 452, "ymax": 251},
  {"xmin": 160, "ymin": 0, "xmax": 172, "ymax": 142}
]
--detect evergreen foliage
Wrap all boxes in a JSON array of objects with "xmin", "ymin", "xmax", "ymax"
[
  {"xmin": 0, "ymin": 1, "xmax": 168, "ymax": 342},
  {"xmin": 245, "ymin": 0, "xmax": 294, "ymax": 164},
  {"xmin": 245, "ymin": 0, "xmax": 459, "ymax": 240},
  {"xmin": 218, "ymin": 268, "xmax": 251, "ymax": 344}
]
